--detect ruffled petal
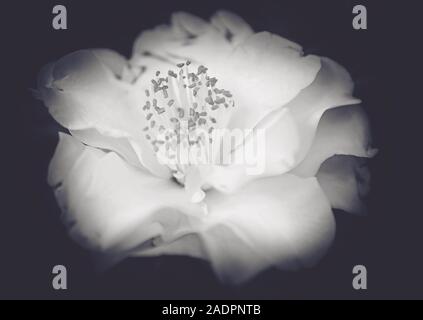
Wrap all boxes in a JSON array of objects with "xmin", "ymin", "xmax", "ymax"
[
  {"xmin": 137, "ymin": 174, "xmax": 335, "ymax": 284},
  {"xmin": 69, "ymin": 128, "xmax": 143, "ymax": 169},
  {"xmin": 316, "ymin": 155, "xmax": 371, "ymax": 215},
  {"xmin": 204, "ymin": 108, "xmax": 299, "ymax": 193},
  {"xmin": 210, "ymin": 10, "xmax": 254, "ymax": 46},
  {"xmin": 37, "ymin": 49, "xmax": 144, "ymax": 135},
  {"xmin": 204, "ymin": 57, "xmax": 360, "ymax": 193},
  {"xmin": 91, "ymin": 48, "xmax": 127, "ymax": 79},
  {"xmin": 131, "ymin": 11, "xmax": 252, "ymax": 66},
  {"xmin": 51, "ymin": 134, "xmax": 335, "ymax": 283},
  {"xmin": 131, "ymin": 13, "xmax": 225, "ymax": 73},
  {"xmin": 133, "ymin": 12, "xmax": 207, "ymax": 55},
  {"xmin": 291, "ymin": 104, "xmax": 377, "ymax": 177},
  {"xmin": 48, "ymin": 132, "xmax": 86, "ymax": 187},
  {"xmin": 279, "ymin": 57, "xmax": 361, "ymax": 167},
  {"xmin": 48, "ymin": 133, "xmax": 202, "ymax": 255},
  {"xmin": 38, "ymin": 49, "xmax": 171, "ymax": 178},
  {"xmin": 69, "ymin": 128, "xmax": 172, "ymax": 179},
  {"xmin": 219, "ymin": 32, "xmax": 321, "ymax": 131}
]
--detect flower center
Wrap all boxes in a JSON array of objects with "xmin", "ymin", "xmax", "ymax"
[{"xmin": 141, "ymin": 61, "xmax": 235, "ymax": 188}]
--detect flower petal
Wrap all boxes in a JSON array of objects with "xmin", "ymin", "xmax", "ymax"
[
  {"xmin": 204, "ymin": 57, "xmax": 360, "ymax": 193},
  {"xmin": 171, "ymin": 11, "xmax": 210, "ymax": 37},
  {"xmin": 291, "ymin": 104, "xmax": 377, "ymax": 177},
  {"xmin": 210, "ymin": 10, "xmax": 254, "ymax": 46},
  {"xmin": 52, "ymin": 134, "xmax": 335, "ymax": 283},
  {"xmin": 131, "ymin": 11, "xmax": 249, "ymax": 66},
  {"xmin": 48, "ymin": 132, "xmax": 85, "ymax": 187},
  {"xmin": 138, "ymin": 174, "xmax": 335, "ymax": 284},
  {"xmin": 48, "ymin": 133, "xmax": 203, "ymax": 255},
  {"xmin": 37, "ymin": 49, "xmax": 144, "ymax": 135},
  {"xmin": 91, "ymin": 48, "xmax": 127, "ymax": 79},
  {"xmin": 316, "ymin": 155, "xmax": 371, "ymax": 215},
  {"xmin": 131, "ymin": 12, "xmax": 223, "ymax": 67},
  {"xmin": 271, "ymin": 57, "xmax": 361, "ymax": 167},
  {"xmin": 69, "ymin": 128, "xmax": 143, "ymax": 169},
  {"xmin": 69, "ymin": 128, "xmax": 172, "ymax": 179},
  {"xmin": 204, "ymin": 108, "xmax": 300, "ymax": 193},
  {"xmin": 215, "ymin": 32, "xmax": 321, "ymax": 131},
  {"xmin": 38, "ymin": 49, "xmax": 171, "ymax": 178}
]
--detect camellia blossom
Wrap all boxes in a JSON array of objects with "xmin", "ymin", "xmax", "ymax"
[{"xmin": 36, "ymin": 11, "xmax": 376, "ymax": 284}]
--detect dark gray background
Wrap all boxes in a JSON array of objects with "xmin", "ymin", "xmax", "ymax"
[{"xmin": 2, "ymin": 0, "xmax": 421, "ymax": 299}]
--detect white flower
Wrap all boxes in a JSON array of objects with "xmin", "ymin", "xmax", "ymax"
[{"xmin": 37, "ymin": 11, "xmax": 376, "ymax": 284}]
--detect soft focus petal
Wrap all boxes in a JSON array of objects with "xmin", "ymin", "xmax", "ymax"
[
  {"xmin": 204, "ymin": 108, "xmax": 300, "ymax": 193},
  {"xmin": 70, "ymin": 128, "xmax": 172, "ymax": 178},
  {"xmin": 131, "ymin": 12, "xmax": 226, "ymax": 70},
  {"xmin": 131, "ymin": 11, "xmax": 252, "ymax": 66},
  {"xmin": 91, "ymin": 48, "xmax": 127, "ymax": 79},
  {"xmin": 38, "ymin": 49, "xmax": 171, "ymax": 178},
  {"xmin": 171, "ymin": 11, "xmax": 210, "ymax": 37},
  {"xmin": 137, "ymin": 174, "xmax": 335, "ymax": 284},
  {"xmin": 133, "ymin": 12, "xmax": 208, "ymax": 57},
  {"xmin": 37, "ymin": 49, "xmax": 143, "ymax": 135},
  {"xmin": 48, "ymin": 132, "xmax": 85, "ymax": 187},
  {"xmin": 210, "ymin": 10, "xmax": 254, "ymax": 46},
  {"xmin": 205, "ymin": 57, "xmax": 360, "ymax": 193},
  {"xmin": 316, "ymin": 155, "xmax": 371, "ymax": 215},
  {"xmin": 280, "ymin": 57, "xmax": 361, "ymax": 166},
  {"xmin": 70, "ymin": 128, "xmax": 143, "ymax": 169},
  {"xmin": 214, "ymin": 32, "xmax": 321, "ymax": 131},
  {"xmin": 48, "ymin": 133, "xmax": 202, "ymax": 255},
  {"xmin": 291, "ymin": 104, "xmax": 377, "ymax": 177}
]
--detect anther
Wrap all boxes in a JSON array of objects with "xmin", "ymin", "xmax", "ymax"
[{"xmin": 140, "ymin": 61, "xmax": 236, "ymax": 189}]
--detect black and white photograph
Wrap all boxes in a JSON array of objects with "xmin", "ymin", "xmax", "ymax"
[{"xmin": 1, "ymin": 0, "xmax": 422, "ymax": 304}]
